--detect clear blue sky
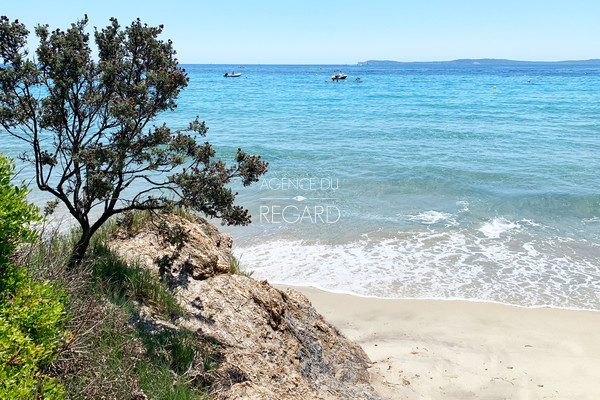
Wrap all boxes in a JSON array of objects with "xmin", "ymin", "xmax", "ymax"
[{"xmin": 3, "ymin": 0, "xmax": 599, "ymax": 64}]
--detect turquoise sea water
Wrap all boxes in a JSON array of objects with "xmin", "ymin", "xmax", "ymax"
[{"xmin": 5, "ymin": 63, "xmax": 600, "ymax": 310}]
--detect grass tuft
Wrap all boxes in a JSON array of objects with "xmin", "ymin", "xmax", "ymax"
[{"xmin": 229, "ymin": 256, "xmax": 254, "ymax": 277}]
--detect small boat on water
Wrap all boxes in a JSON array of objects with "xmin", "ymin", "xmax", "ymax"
[
  {"xmin": 331, "ymin": 70, "xmax": 348, "ymax": 81},
  {"xmin": 224, "ymin": 72, "xmax": 242, "ymax": 77}
]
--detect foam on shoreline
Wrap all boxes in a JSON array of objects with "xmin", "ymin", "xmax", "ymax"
[{"xmin": 234, "ymin": 220, "xmax": 600, "ymax": 311}]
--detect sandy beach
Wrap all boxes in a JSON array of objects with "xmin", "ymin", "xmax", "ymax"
[{"xmin": 280, "ymin": 286, "xmax": 600, "ymax": 400}]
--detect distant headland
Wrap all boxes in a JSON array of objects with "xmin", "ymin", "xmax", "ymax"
[{"xmin": 357, "ymin": 58, "xmax": 600, "ymax": 66}]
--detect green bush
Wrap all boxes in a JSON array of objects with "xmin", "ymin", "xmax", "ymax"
[
  {"xmin": 0, "ymin": 266, "xmax": 67, "ymax": 399},
  {"xmin": 0, "ymin": 155, "xmax": 40, "ymax": 267},
  {"xmin": 0, "ymin": 154, "xmax": 67, "ymax": 399}
]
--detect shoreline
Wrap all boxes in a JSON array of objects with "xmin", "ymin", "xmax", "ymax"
[
  {"xmin": 278, "ymin": 284, "xmax": 600, "ymax": 399},
  {"xmin": 271, "ymin": 280, "xmax": 600, "ymax": 313}
]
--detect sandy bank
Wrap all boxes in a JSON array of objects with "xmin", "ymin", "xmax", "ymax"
[{"xmin": 279, "ymin": 286, "xmax": 600, "ymax": 399}]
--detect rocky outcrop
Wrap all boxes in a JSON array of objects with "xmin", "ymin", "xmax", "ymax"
[
  {"xmin": 179, "ymin": 275, "xmax": 376, "ymax": 400},
  {"xmin": 110, "ymin": 213, "xmax": 233, "ymax": 280},
  {"xmin": 109, "ymin": 213, "xmax": 379, "ymax": 400}
]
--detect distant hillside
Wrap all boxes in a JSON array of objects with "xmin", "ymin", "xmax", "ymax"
[{"xmin": 358, "ymin": 58, "xmax": 600, "ymax": 66}]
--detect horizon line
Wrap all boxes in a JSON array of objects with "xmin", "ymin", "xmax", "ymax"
[{"xmin": 179, "ymin": 58, "xmax": 600, "ymax": 65}]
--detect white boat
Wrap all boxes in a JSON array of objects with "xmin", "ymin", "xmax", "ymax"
[
  {"xmin": 224, "ymin": 72, "xmax": 242, "ymax": 77},
  {"xmin": 331, "ymin": 70, "xmax": 348, "ymax": 81}
]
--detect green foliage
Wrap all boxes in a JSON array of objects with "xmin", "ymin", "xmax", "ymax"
[
  {"xmin": 0, "ymin": 153, "xmax": 66, "ymax": 399},
  {"xmin": 0, "ymin": 155, "xmax": 40, "ymax": 267},
  {"xmin": 0, "ymin": 266, "xmax": 67, "ymax": 400},
  {"xmin": 0, "ymin": 16, "xmax": 268, "ymax": 266}
]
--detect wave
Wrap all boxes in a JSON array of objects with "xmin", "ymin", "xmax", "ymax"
[{"xmin": 233, "ymin": 221, "xmax": 600, "ymax": 311}]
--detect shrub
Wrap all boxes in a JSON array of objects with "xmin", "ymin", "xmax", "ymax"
[
  {"xmin": 0, "ymin": 155, "xmax": 40, "ymax": 267},
  {"xmin": 0, "ymin": 154, "xmax": 67, "ymax": 399},
  {"xmin": 0, "ymin": 266, "xmax": 67, "ymax": 399}
]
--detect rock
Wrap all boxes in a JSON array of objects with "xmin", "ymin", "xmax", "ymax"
[
  {"xmin": 110, "ymin": 213, "xmax": 233, "ymax": 280},
  {"xmin": 179, "ymin": 274, "xmax": 377, "ymax": 399},
  {"xmin": 110, "ymin": 212, "xmax": 379, "ymax": 400}
]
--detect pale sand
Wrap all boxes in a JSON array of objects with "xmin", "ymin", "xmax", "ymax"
[{"xmin": 280, "ymin": 285, "xmax": 600, "ymax": 400}]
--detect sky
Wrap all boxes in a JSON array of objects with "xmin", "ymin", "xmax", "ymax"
[{"xmin": 2, "ymin": 0, "xmax": 599, "ymax": 64}]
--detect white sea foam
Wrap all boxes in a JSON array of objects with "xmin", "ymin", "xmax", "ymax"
[
  {"xmin": 478, "ymin": 217, "xmax": 519, "ymax": 238},
  {"xmin": 234, "ymin": 225, "xmax": 600, "ymax": 310},
  {"xmin": 456, "ymin": 200, "xmax": 470, "ymax": 212},
  {"xmin": 404, "ymin": 210, "xmax": 458, "ymax": 226}
]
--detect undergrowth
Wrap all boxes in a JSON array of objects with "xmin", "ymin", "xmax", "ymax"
[
  {"xmin": 18, "ymin": 224, "xmax": 221, "ymax": 400},
  {"xmin": 1, "ymin": 153, "xmax": 223, "ymax": 399}
]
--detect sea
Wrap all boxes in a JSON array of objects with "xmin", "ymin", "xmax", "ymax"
[{"xmin": 4, "ymin": 63, "xmax": 600, "ymax": 311}]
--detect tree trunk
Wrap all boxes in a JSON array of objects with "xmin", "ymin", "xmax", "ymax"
[{"xmin": 68, "ymin": 229, "xmax": 91, "ymax": 268}]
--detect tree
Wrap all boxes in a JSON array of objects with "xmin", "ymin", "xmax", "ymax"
[{"xmin": 0, "ymin": 16, "xmax": 268, "ymax": 266}]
